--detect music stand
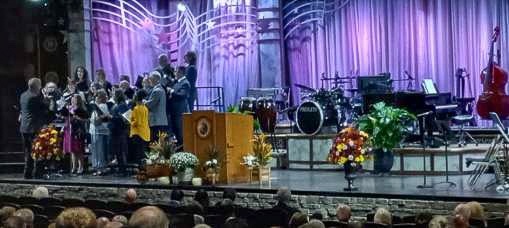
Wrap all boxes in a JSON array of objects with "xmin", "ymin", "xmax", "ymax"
[
  {"xmin": 489, "ymin": 112, "xmax": 509, "ymax": 191},
  {"xmin": 431, "ymin": 120, "xmax": 456, "ymax": 188}
]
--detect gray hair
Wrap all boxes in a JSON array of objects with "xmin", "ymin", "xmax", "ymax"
[
  {"xmin": 149, "ymin": 71, "xmax": 161, "ymax": 82},
  {"xmin": 28, "ymin": 78, "xmax": 41, "ymax": 92},
  {"xmin": 32, "ymin": 186, "xmax": 49, "ymax": 199},
  {"xmin": 276, "ymin": 187, "xmax": 292, "ymax": 203}
]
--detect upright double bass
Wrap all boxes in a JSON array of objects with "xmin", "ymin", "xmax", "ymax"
[{"xmin": 476, "ymin": 26, "xmax": 509, "ymax": 119}]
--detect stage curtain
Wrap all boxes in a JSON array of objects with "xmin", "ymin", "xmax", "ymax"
[
  {"xmin": 285, "ymin": 0, "xmax": 509, "ymax": 104},
  {"xmin": 92, "ymin": 0, "xmax": 259, "ymax": 107}
]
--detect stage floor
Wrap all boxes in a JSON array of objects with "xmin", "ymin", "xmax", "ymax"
[{"xmin": 0, "ymin": 170, "xmax": 505, "ymax": 203}]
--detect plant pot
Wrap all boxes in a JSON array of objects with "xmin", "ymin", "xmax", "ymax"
[
  {"xmin": 145, "ymin": 164, "xmax": 171, "ymax": 178},
  {"xmin": 175, "ymin": 168, "xmax": 194, "ymax": 184},
  {"xmin": 258, "ymin": 166, "xmax": 271, "ymax": 187},
  {"xmin": 373, "ymin": 149, "xmax": 394, "ymax": 174},
  {"xmin": 205, "ymin": 168, "xmax": 219, "ymax": 185},
  {"xmin": 343, "ymin": 161, "xmax": 358, "ymax": 191}
]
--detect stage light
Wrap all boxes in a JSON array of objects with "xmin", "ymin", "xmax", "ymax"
[{"xmin": 177, "ymin": 2, "xmax": 187, "ymax": 12}]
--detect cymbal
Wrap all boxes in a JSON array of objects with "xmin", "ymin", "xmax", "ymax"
[{"xmin": 294, "ymin": 83, "xmax": 316, "ymax": 93}]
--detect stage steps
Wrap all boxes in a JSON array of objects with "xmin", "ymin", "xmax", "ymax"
[{"xmin": 0, "ymin": 152, "xmax": 24, "ymax": 174}]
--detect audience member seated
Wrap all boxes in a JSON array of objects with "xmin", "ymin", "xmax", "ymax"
[
  {"xmin": 194, "ymin": 189, "xmax": 210, "ymax": 208},
  {"xmin": 55, "ymin": 207, "xmax": 97, "ymax": 228},
  {"xmin": 224, "ymin": 217, "xmax": 249, "ymax": 228},
  {"xmin": 289, "ymin": 212, "xmax": 308, "ymax": 228},
  {"xmin": 169, "ymin": 189, "xmax": 185, "ymax": 207},
  {"xmin": 97, "ymin": 217, "xmax": 110, "ymax": 228},
  {"xmin": 13, "ymin": 208, "xmax": 34, "ymax": 228},
  {"xmin": 2, "ymin": 216, "xmax": 24, "ymax": 228},
  {"xmin": 218, "ymin": 189, "xmax": 237, "ymax": 205},
  {"xmin": 466, "ymin": 201, "xmax": 486, "ymax": 228},
  {"xmin": 128, "ymin": 206, "xmax": 169, "ymax": 228},
  {"xmin": 105, "ymin": 221, "xmax": 124, "ymax": 228},
  {"xmin": 336, "ymin": 203, "xmax": 351, "ymax": 223},
  {"xmin": 454, "ymin": 203, "xmax": 471, "ymax": 227},
  {"xmin": 0, "ymin": 206, "xmax": 17, "ymax": 222},
  {"xmin": 125, "ymin": 188, "xmax": 137, "ymax": 204},
  {"xmin": 428, "ymin": 215, "xmax": 447, "ymax": 228},
  {"xmin": 184, "ymin": 199, "xmax": 205, "ymax": 224},
  {"xmin": 219, "ymin": 199, "xmax": 236, "ymax": 219},
  {"xmin": 373, "ymin": 208, "xmax": 392, "ymax": 226},
  {"xmin": 32, "ymin": 186, "xmax": 49, "ymax": 199},
  {"xmin": 112, "ymin": 215, "xmax": 128, "ymax": 225},
  {"xmin": 300, "ymin": 219, "xmax": 326, "ymax": 228},
  {"xmin": 451, "ymin": 214, "xmax": 469, "ymax": 228},
  {"xmin": 273, "ymin": 187, "xmax": 300, "ymax": 221}
]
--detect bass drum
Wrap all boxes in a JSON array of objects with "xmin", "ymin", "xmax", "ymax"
[{"xmin": 295, "ymin": 101, "xmax": 324, "ymax": 135}]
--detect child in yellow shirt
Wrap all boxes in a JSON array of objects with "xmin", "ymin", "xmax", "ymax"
[{"xmin": 130, "ymin": 91, "xmax": 150, "ymax": 165}]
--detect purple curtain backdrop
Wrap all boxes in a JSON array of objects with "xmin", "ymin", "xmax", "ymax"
[
  {"xmin": 92, "ymin": 0, "xmax": 259, "ymax": 107},
  {"xmin": 286, "ymin": 0, "xmax": 509, "ymax": 105}
]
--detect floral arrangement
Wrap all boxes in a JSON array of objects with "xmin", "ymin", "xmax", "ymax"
[
  {"xmin": 169, "ymin": 152, "xmax": 199, "ymax": 172},
  {"xmin": 32, "ymin": 125, "xmax": 63, "ymax": 161},
  {"xmin": 242, "ymin": 133, "xmax": 273, "ymax": 168},
  {"xmin": 203, "ymin": 145, "xmax": 220, "ymax": 172},
  {"xmin": 328, "ymin": 127, "xmax": 371, "ymax": 166},
  {"xmin": 145, "ymin": 132, "xmax": 180, "ymax": 165}
]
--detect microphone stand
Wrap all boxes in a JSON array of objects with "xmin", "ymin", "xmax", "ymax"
[{"xmin": 417, "ymin": 111, "xmax": 433, "ymax": 188}]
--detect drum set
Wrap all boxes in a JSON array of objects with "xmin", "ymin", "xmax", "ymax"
[{"xmin": 238, "ymin": 84, "xmax": 357, "ymax": 135}]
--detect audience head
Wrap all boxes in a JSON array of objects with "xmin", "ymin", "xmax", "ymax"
[
  {"xmin": 158, "ymin": 54, "xmax": 169, "ymax": 67},
  {"xmin": 300, "ymin": 219, "xmax": 325, "ymax": 228},
  {"xmin": 184, "ymin": 199, "xmax": 204, "ymax": 215},
  {"xmin": 28, "ymin": 77, "xmax": 42, "ymax": 93},
  {"xmin": 125, "ymin": 188, "xmax": 137, "ymax": 203},
  {"xmin": 32, "ymin": 186, "xmax": 49, "ymax": 199},
  {"xmin": 194, "ymin": 224, "xmax": 212, "ymax": 228},
  {"xmin": 185, "ymin": 51, "xmax": 197, "ymax": 65},
  {"xmin": 276, "ymin": 187, "xmax": 292, "ymax": 204},
  {"xmin": 466, "ymin": 201, "xmax": 485, "ymax": 221},
  {"xmin": 223, "ymin": 217, "xmax": 248, "ymax": 228},
  {"xmin": 119, "ymin": 75, "xmax": 130, "ymax": 83},
  {"xmin": 0, "ymin": 206, "xmax": 16, "ymax": 222},
  {"xmin": 95, "ymin": 89, "xmax": 108, "ymax": 104},
  {"xmin": 219, "ymin": 199, "xmax": 236, "ymax": 218},
  {"xmin": 451, "ymin": 214, "xmax": 469, "ymax": 228},
  {"xmin": 96, "ymin": 217, "xmax": 110, "ymax": 228},
  {"xmin": 55, "ymin": 207, "xmax": 97, "ymax": 228},
  {"xmin": 170, "ymin": 189, "xmax": 184, "ymax": 202},
  {"xmin": 128, "ymin": 206, "xmax": 169, "ymax": 228},
  {"xmin": 428, "ymin": 215, "xmax": 448, "ymax": 228},
  {"xmin": 75, "ymin": 66, "xmax": 88, "ymax": 82},
  {"xmin": 336, "ymin": 203, "xmax": 351, "ymax": 222},
  {"xmin": 13, "ymin": 208, "xmax": 34, "ymax": 228},
  {"xmin": 113, "ymin": 89, "xmax": 126, "ymax": 104},
  {"xmin": 454, "ymin": 203, "xmax": 471, "ymax": 222},
  {"xmin": 105, "ymin": 221, "xmax": 123, "ymax": 228},
  {"xmin": 194, "ymin": 189, "xmax": 210, "ymax": 208},
  {"xmin": 415, "ymin": 211, "xmax": 433, "ymax": 225},
  {"xmin": 222, "ymin": 189, "xmax": 237, "ymax": 202},
  {"xmin": 2, "ymin": 216, "xmax": 24, "ymax": 228},
  {"xmin": 112, "ymin": 215, "xmax": 128, "ymax": 225},
  {"xmin": 96, "ymin": 69, "xmax": 106, "ymax": 81},
  {"xmin": 373, "ymin": 208, "xmax": 392, "ymax": 225},
  {"xmin": 149, "ymin": 71, "xmax": 161, "ymax": 86},
  {"xmin": 289, "ymin": 212, "xmax": 308, "ymax": 228}
]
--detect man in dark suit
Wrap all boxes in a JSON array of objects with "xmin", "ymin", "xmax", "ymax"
[
  {"xmin": 156, "ymin": 54, "xmax": 175, "ymax": 88},
  {"xmin": 168, "ymin": 66, "xmax": 191, "ymax": 146},
  {"xmin": 272, "ymin": 187, "xmax": 300, "ymax": 222},
  {"xmin": 184, "ymin": 52, "xmax": 197, "ymax": 111},
  {"xmin": 19, "ymin": 78, "xmax": 49, "ymax": 179}
]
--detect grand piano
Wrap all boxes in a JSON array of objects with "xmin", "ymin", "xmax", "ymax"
[{"xmin": 362, "ymin": 91, "xmax": 458, "ymax": 144}]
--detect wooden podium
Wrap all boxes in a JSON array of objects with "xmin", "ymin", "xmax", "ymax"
[{"xmin": 183, "ymin": 111, "xmax": 253, "ymax": 184}]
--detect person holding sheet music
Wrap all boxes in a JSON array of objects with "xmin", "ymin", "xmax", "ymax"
[
  {"xmin": 110, "ymin": 89, "xmax": 130, "ymax": 176},
  {"xmin": 62, "ymin": 94, "xmax": 89, "ymax": 176},
  {"xmin": 89, "ymin": 89, "xmax": 112, "ymax": 176}
]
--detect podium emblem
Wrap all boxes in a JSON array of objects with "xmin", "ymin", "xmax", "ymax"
[{"xmin": 196, "ymin": 117, "xmax": 211, "ymax": 138}]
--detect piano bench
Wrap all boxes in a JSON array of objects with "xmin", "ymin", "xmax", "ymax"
[{"xmin": 452, "ymin": 115, "xmax": 478, "ymax": 147}]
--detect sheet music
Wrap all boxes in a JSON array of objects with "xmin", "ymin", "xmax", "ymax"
[
  {"xmin": 122, "ymin": 110, "xmax": 132, "ymax": 123},
  {"xmin": 423, "ymin": 79, "xmax": 438, "ymax": 94}
]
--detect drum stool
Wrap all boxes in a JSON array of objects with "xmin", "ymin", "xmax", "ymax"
[{"xmin": 452, "ymin": 115, "xmax": 478, "ymax": 147}]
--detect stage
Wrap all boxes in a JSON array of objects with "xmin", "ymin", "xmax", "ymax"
[{"xmin": 0, "ymin": 169, "xmax": 505, "ymax": 203}]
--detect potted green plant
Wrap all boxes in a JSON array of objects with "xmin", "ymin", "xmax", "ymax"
[
  {"xmin": 358, "ymin": 102, "xmax": 415, "ymax": 174},
  {"xmin": 169, "ymin": 152, "xmax": 199, "ymax": 183}
]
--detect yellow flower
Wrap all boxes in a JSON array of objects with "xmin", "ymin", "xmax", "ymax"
[
  {"xmin": 51, "ymin": 130, "xmax": 58, "ymax": 134},
  {"xmin": 336, "ymin": 144, "xmax": 346, "ymax": 151},
  {"xmin": 360, "ymin": 131, "xmax": 369, "ymax": 137},
  {"xmin": 339, "ymin": 157, "xmax": 348, "ymax": 164},
  {"xmin": 354, "ymin": 155, "xmax": 365, "ymax": 163}
]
